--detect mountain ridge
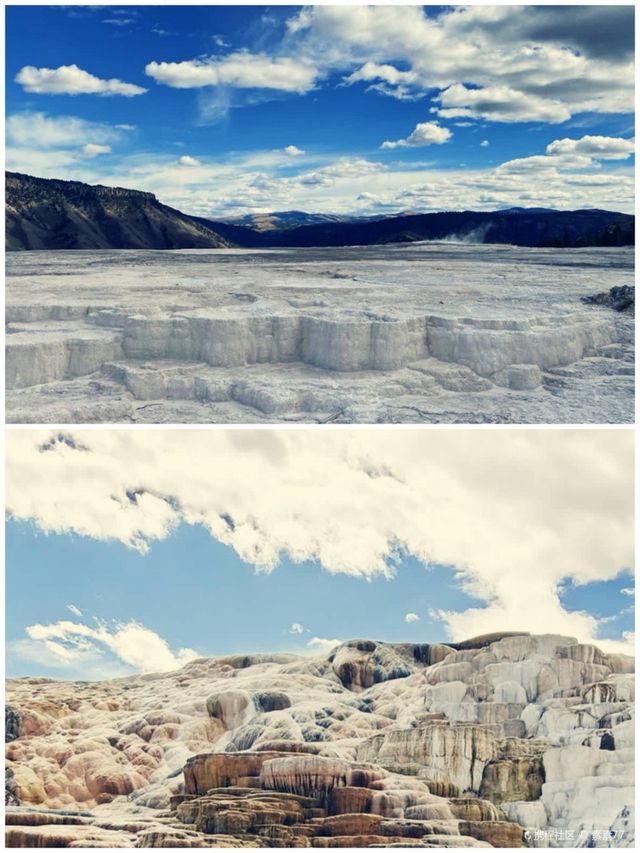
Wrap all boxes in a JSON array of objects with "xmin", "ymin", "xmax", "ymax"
[
  {"xmin": 6, "ymin": 171, "xmax": 634, "ymax": 251},
  {"xmin": 6, "ymin": 172, "xmax": 235, "ymax": 251}
]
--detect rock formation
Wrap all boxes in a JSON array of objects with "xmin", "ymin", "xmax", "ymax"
[
  {"xmin": 4, "ymin": 633, "xmax": 634, "ymax": 847},
  {"xmin": 582, "ymin": 286, "xmax": 635, "ymax": 313}
]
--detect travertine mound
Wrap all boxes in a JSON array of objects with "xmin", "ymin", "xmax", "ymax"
[{"xmin": 5, "ymin": 633, "xmax": 635, "ymax": 847}]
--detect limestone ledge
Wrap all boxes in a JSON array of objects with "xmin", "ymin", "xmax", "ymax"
[{"xmin": 5, "ymin": 308, "xmax": 619, "ymax": 391}]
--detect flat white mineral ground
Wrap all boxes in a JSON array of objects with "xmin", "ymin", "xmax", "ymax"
[{"xmin": 5, "ymin": 244, "xmax": 634, "ymax": 424}]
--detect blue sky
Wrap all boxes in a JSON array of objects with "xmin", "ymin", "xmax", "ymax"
[
  {"xmin": 6, "ymin": 520, "xmax": 487, "ymax": 679},
  {"xmin": 5, "ymin": 429, "xmax": 635, "ymax": 680},
  {"xmin": 5, "ymin": 5, "xmax": 635, "ymax": 216},
  {"xmin": 6, "ymin": 519, "xmax": 634, "ymax": 681}
]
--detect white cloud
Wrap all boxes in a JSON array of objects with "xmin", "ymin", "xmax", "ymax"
[
  {"xmin": 23, "ymin": 617, "xmax": 198, "ymax": 674},
  {"xmin": 436, "ymin": 84, "xmax": 571, "ymax": 124},
  {"xmin": 6, "ymin": 431, "xmax": 633, "ymax": 653},
  {"xmin": 5, "ymin": 148, "xmax": 82, "ymax": 175},
  {"xmin": 132, "ymin": 8, "xmax": 633, "ymax": 126},
  {"xmin": 307, "ymin": 636, "xmax": 342, "ymax": 654},
  {"xmin": 15, "ymin": 64, "xmax": 146, "ymax": 97},
  {"xmin": 289, "ymin": 623, "xmax": 305, "ymax": 634},
  {"xmin": 178, "ymin": 155, "xmax": 201, "ymax": 167},
  {"xmin": 7, "ymin": 112, "xmax": 121, "ymax": 149},
  {"xmin": 284, "ymin": 145, "xmax": 305, "ymax": 157},
  {"xmin": 497, "ymin": 153, "xmax": 594, "ymax": 175},
  {"xmin": 9, "ymin": 134, "xmax": 630, "ymax": 218},
  {"xmin": 82, "ymin": 143, "xmax": 111, "ymax": 157},
  {"xmin": 405, "ymin": 613, "xmax": 420, "ymax": 623},
  {"xmin": 621, "ymin": 588, "xmax": 635, "ymax": 597},
  {"xmin": 284, "ymin": 5, "xmax": 633, "ymax": 120},
  {"xmin": 382, "ymin": 121, "xmax": 452, "ymax": 150},
  {"xmin": 480, "ymin": 140, "xmax": 490, "ymax": 148},
  {"xmin": 146, "ymin": 52, "xmax": 317, "ymax": 94},
  {"xmin": 546, "ymin": 135, "xmax": 635, "ymax": 161},
  {"xmin": 499, "ymin": 134, "xmax": 635, "ymax": 176},
  {"xmin": 115, "ymin": 124, "xmax": 136, "ymax": 131},
  {"xmin": 67, "ymin": 604, "xmax": 82, "ymax": 617},
  {"xmin": 6, "ymin": 113, "xmax": 128, "ymax": 175},
  {"xmin": 345, "ymin": 62, "xmax": 419, "ymax": 89}
]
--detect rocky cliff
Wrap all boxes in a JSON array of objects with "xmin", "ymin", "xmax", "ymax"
[
  {"xmin": 5, "ymin": 173, "xmax": 242, "ymax": 251},
  {"xmin": 5, "ymin": 632, "xmax": 635, "ymax": 847}
]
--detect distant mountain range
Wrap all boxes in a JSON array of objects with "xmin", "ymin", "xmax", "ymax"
[
  {"xmin": 6, "ymin": 172, "xmax": 634, "ymax": 251},
  {"xmin": 225, "ymin": 210, "xmax": 351, "ymax": 231}
]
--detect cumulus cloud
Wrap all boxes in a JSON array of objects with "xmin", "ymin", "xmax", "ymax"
[
  {"xmin": 546, "ymin": 135, "xmax": 635, "ymax": 161},
  {"xmin": 178, "ymin": 155, "xmax": 201, "ymax": 167},
  {"xmin": 382, "ymin": 121, "xmax": 452, "ymax": 149},
  {"xmin": 286, "ymin": 5, "xmax": 632, "ymax": 120},
  {"xmin": 146, "ymin": 52, "xmax": 317, "ymax": 93},
  {"xmin": 6, "ymin": 430, "xmax": 633, "ymax": 653},
  {"xmin": 621, "ymin": 588, "xmax": 635, "ymax": 597},
  {"xmin": 435, "ymin": 84, "xmax": 570, "ymax": 124},
  {"xmin": 480, "ymin": 140, "xmax": 490, "ymax": 148},
  {"xmin": 499, "ymin": 134, "xmax": 635, "ymax": 175},
  {"xmin": 284, "ymin": 145, "xmax": 305, "ymax": 157},
  {"xmin": 21, "ymin": 617, "xmax": 198, "ymax": 675},
  {"xmin": 15, "ymin": 64, "xmax": 146, "ymax": 96},
  {"xmin": 405, "ymin": 613, "xmax": 420, "ymax": 623},
  {"xmin": 289, "ymin": 623, "xmax": 305, "ymax": 635},
  {"xmin": 67, "ymin": 604, "xmax": 82, "ymax": 617},
  {"xmin": 143, "ymin": 6, "xmax": 630, "ymax": 123}
]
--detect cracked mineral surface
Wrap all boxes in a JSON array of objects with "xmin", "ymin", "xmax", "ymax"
[
  {"xmin": 5, "ymin": 244, "xmax": 634, "ymax": 424},
  {"xmin": 4, "ymin": 633, "xmax": 634, "ymax": 848}
]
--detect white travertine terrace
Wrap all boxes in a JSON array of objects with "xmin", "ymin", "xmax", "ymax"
[
  {"xmin": 6, "ymin": 244, "xmax": 634, "ymax": 423},
  {"xmin": 5, "ymin": 633, "xmax": 634, "ymax": 848}
]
